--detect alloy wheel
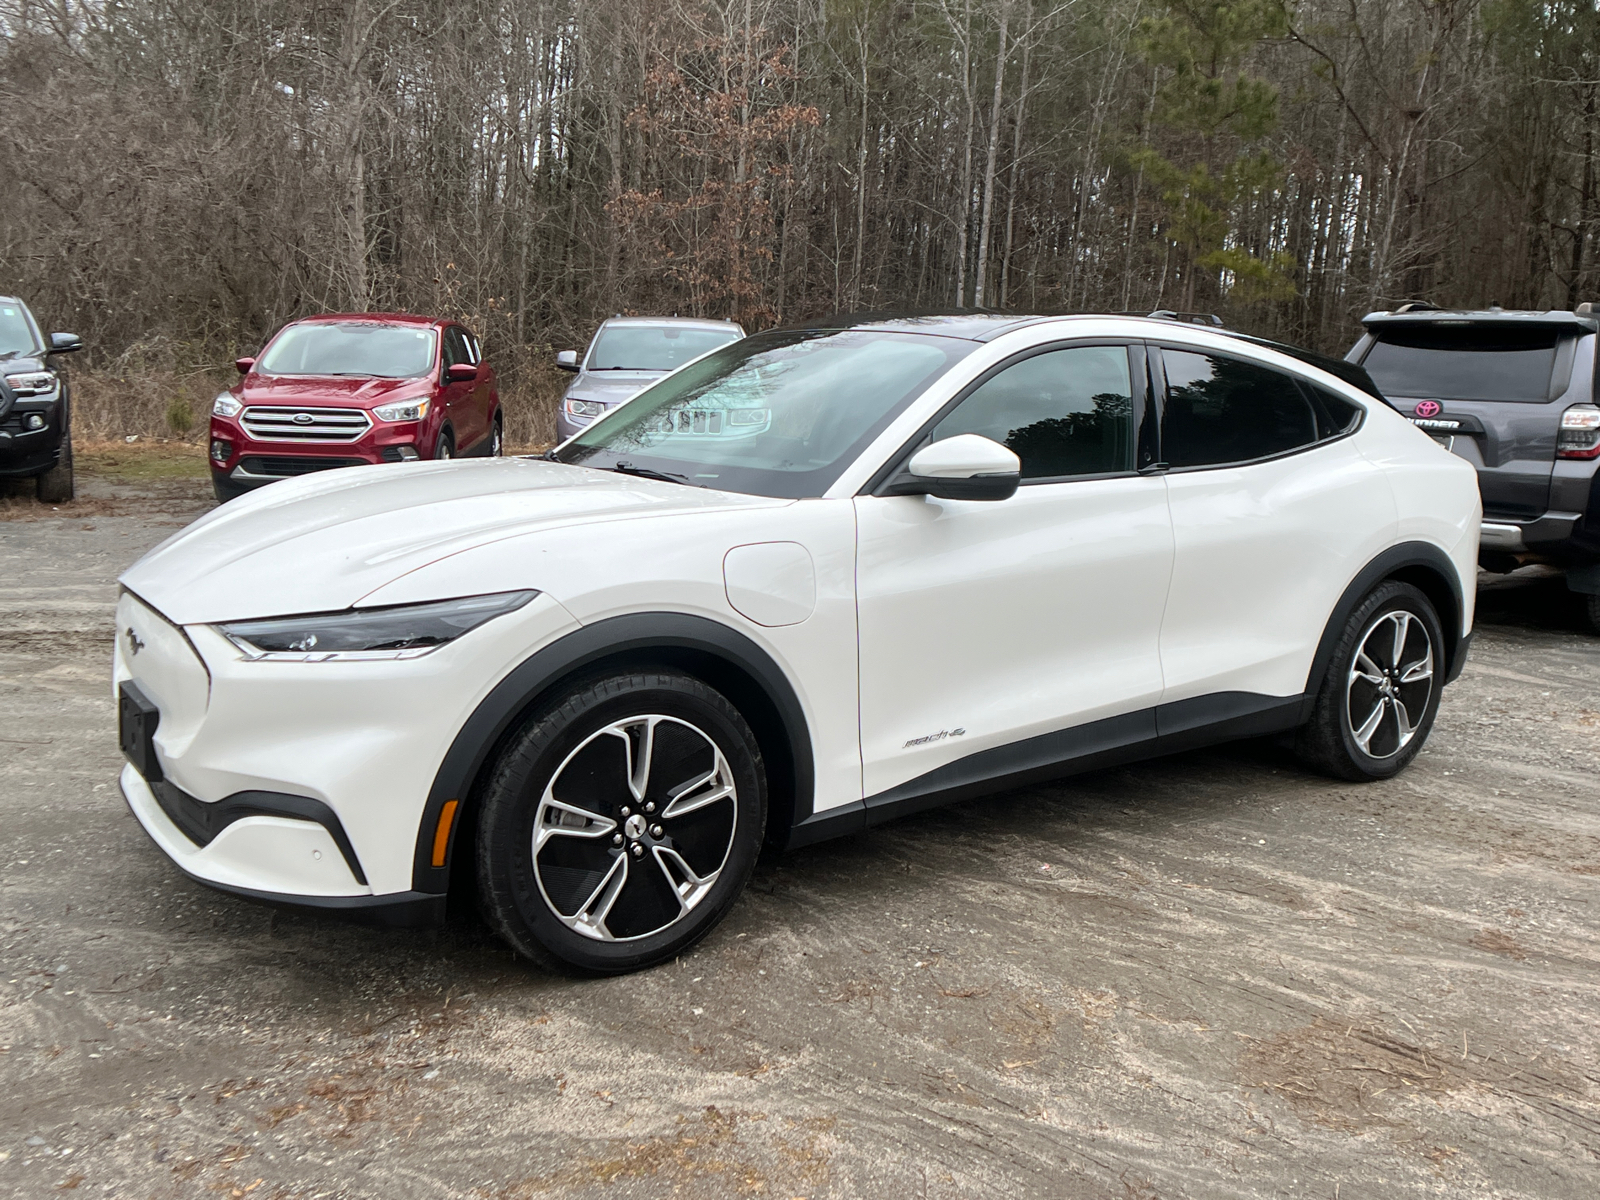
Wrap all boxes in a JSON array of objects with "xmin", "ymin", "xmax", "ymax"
[
  {"xmin": 532, "ymin": 715, "xmax": 738, "ymax": 941},
  {"xmin": 1346, "ymin": 609, "xmax": 1435, "ymax": 759}
]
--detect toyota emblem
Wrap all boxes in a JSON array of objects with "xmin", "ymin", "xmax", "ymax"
[
  {"xmin": 1414, "ymin": 400, "xmax": 1442, "ymax": 418},
  {"xmin": 292, "ymin": 412, "xmax": 315, "ymax": 425}
]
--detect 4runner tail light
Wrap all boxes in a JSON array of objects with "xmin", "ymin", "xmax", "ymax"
[{"xmin": 1557, "ymin": 404, "xmax": 1600, "ymax": 460}]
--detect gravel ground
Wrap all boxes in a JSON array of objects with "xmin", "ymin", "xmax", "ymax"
[{"xmin": 2, "ymin": 467, "xmax": 1599, "ymax": 1199}]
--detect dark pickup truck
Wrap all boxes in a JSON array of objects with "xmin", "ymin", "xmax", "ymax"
[
  {"xmin": 0, "ymin": 295, "xmax": 83, "ymax": 502},
  {"xmin": 1347, "ymin": 304, "xmax": 1600, "ymax": 632}
]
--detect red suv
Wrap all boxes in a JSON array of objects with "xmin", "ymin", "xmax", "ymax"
[{"xmin": 209, "ymin": 313, "xmax": 501, "ymax": 502}]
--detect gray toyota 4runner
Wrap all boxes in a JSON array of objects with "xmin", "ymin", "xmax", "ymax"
[{"xmin": 1348, "ymin": 304, "xmax": 1600, "ymax": 632}]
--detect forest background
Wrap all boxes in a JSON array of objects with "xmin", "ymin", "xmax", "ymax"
[{"xmin": 2, "ymin": 0, "xmax": 1597, "ymax": 446}]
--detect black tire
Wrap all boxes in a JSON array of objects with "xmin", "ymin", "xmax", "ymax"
[
  {"xmin": 434, "ymin": 428, "xmax": 455, "ymax": 460},
  {"xmin": 488, "ymin": 413, "xmax": 503, "ymax": 457},
  {"xmin": 476, "ymin": 671, "xmax": 766, "ymax": 974},
  {"xmin": 35, "ymin": 437, "xmax": 73, "ymax": 503},
  {"xmin": 1296, "ymin": 580, "xmax": 1445, "ymax": 781},
  {"xmin": 1584, "ymin": 592, "xmax": 1600, "ymax": 636},
  {"xmin": 211, "ymin": 473, "xmax": 249, "ymax": 504}
]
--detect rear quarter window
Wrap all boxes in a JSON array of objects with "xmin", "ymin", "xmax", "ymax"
[{"xmin": 1361, "ymin": 325, "xmax": 1560, "ymax": 402}]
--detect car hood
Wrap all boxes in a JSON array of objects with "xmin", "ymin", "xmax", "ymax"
[
  {"xmin": 566, "ymin": 371, "xmax": 663, "ymax": 404},
  {"xmin": 239, "ymin": 373, "xmax": 433, "ymax": 408},
  {"xmin": 0, "ymin": 350, "xmax": 47, "ymax": 372},
  {"xmin": 121, "ymin": 458, "xmax": 787, "ymax": 625}
]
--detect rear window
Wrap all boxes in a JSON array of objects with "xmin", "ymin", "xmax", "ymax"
[{"xmin": 1361, "ymin": 324, "xmax": 1559, "ymax": 402}]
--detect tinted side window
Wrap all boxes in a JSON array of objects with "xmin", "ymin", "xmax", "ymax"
[
  {"xmin": 931, "ymin": 345, "xmax": 1134, "ymax": 479},
  {"xmin": 1161, "ymin": 350, "xmax": 1318, "ymax": 468},
  {"xmin": 1306, "ymin": 383, "xmax": 1362, "ymax": 439},
  {"xmin": 442, "ymin": 327, "xmax": 469, "ymax": 370}
]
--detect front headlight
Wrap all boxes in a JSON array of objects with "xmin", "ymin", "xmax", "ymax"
[
  {"xmin": 373, "ymin": 397, "xmax": 430, "ymax": 422},
  {"xmin": 218, "ymin": 590, "xmax": 537, "ymax": 661},
  {"xmin": 566, "ymin": 397, "xmax": 606, "ymax": 417},
  {"xmin": 4, "ymin": 370, "xmax": 56, "ymax": 396},
  {"xmin": 212, "ymin": 392, "xmax": 242, "ymax": 417}
]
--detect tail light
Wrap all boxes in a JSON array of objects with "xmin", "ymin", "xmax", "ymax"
[{"xmin": 1557, "ymin": 404, "xmax": 1600, "ymax": 460}]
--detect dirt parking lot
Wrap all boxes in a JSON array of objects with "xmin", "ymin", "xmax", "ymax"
[{"xmin": 3, "ymin": 458, "xmax": 1599, "ymax": 1199}]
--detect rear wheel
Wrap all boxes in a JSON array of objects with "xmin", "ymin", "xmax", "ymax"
[
  {"xmin": 1296, "ymin": 581, "xmax": 1445, "ymax": 781},
  {"xmin": 476, "ymin": 671, "xmax": 765, "ymax": 974},
  {"xmin": 1584, "ymin": 592, "xmax": 1600, "ymax": 636},
  {"xmin": 35, "ymin": 437, "xmax": 73, "ymax": 503}
]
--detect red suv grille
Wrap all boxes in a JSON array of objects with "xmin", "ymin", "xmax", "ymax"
[{"xmin": 240, "ymin": 406, "xmax": 372, "ymax": 443}]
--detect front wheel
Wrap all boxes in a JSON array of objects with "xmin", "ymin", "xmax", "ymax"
[
  {"xmin": 1296, "ymin": 581, "xmax": 1445, "ymax": 781},
  {"xmin": 35, "ymin": 437, "xmax": 73, "ymax": 503},
  {"xmin": 434, "ymin": 429, "xmax": 455, "ymax": 461},
  {"xmin": 476, "ymin": 671, "xmax": 766, "ymax": 974}
]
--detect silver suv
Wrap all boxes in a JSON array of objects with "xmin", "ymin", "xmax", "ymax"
[{"xmin": 554, "ymin": 317, "xmax": 744, "ymax": 442}]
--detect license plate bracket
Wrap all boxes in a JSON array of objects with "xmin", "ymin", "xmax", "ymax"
[{"xmin": 118, "ymin": 681, "xmax": 163, "ymax": 782}]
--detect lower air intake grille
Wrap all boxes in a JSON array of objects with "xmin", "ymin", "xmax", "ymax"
[{"xmin": 239, "ymin": 456, "xmax": 365, "ymax": 477}]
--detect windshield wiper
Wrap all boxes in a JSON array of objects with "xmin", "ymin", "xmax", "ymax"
[{"xmin": 609, "ymin": 461, "xmax": 701, "ymax": 487}]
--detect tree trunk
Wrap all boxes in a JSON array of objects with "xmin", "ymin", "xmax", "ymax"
[{"xmin": 973, "ymin": 0, "xmax": 1009, "ymax": 308}]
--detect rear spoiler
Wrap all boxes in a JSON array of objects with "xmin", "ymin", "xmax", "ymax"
[{"xmin": 1225, "ymin": 333, "xmax": 1387, "ymax": 402}]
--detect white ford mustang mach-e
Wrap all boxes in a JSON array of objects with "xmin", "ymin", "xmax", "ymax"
[{"xmin": 115, "ymin": 313, "xmax": 1480, "ymax": 973}]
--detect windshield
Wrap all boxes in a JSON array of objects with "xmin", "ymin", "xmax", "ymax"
[
  {"xmin": 258, "ymin": 322, "xmax": 438, "ymax": 378},
  {"xmin": 555, "ymin": 329, "xmax": 975, "ymax": 498},
  {"xmin": 588, "ymin": 324, "xmax": 743, "ymax": 371},
  {"xmin": 1361, "ymin": 325, "xmax": 1560, "ymax": 402},
  {"xmin": 0, "ymin": 302, "xmax": 41, "ymax": 357}
]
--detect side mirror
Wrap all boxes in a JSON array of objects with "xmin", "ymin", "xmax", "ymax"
[
  {"xmin": 235, "ymin": 357, "xmax": 255, "ymax": 375},
  {"xmin": 447, "ymin": 362, "xmax": 479, "ymax": 383},
  {"xmin": 887, "ymin": 434, "xmax": 1021, "ymax": 502},
  {"xmin": 49, "ymin": 332, "xmax": 84, "ymax": 354},
  {"xmin": 555, "ymin": 349, "xmax": 580, "ymax": 372}
]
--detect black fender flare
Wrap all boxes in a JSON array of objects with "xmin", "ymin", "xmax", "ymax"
[
  {"xmin": 1299, "ymin": 539, "xmax": 1471, "ymax": 722},
  {"xmin": 411, "ymin": 612, "xmax": 814, "ymax": 894}
]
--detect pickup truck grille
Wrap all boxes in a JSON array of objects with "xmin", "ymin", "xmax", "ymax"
[{"xmin": 240, "ymin": 406, "xmax": 372, "ymax": 443}]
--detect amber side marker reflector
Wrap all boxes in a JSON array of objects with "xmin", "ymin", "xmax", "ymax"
[{"xmin": 431, "ymin": 799, "xmax": 461, "ymax": 868}]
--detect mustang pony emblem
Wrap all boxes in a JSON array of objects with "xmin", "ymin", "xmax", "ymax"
[{"xmin": 125, "ymin": 627, "xmax": 146, "ymax": 657}]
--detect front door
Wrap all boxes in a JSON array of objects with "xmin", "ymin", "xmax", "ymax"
[
  {"xmin": 439, "ymin": 325, "xmax": 479, "ymax": 450},
  {"xmin": 854, "ymin": 342, "xmax": 1174, "ymax": 803}
]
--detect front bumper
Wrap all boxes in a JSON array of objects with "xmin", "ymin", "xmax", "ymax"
[
  {"xmin": 0, "ymin": 395, "xmax": 65, "ymax": 477},
  {"xmin": 209, "ymin": 412, "xmax": 427, "ymax": 489},
  {"xmin": 121, "ymin": 766, "xmax": 445, "ymax": 926},
  {"xmin": 114, "ymin": 588, "xmax": 582, "ymax": 917}
]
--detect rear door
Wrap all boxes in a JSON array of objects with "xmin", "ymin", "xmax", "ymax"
[
  {"xmin": 1355, "ymin": 322, "xmax": 1574, "ymax": 519},
  {"xmin": 1155, "ymin": 344, "xmax": 1395, "ymax": 704}
]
